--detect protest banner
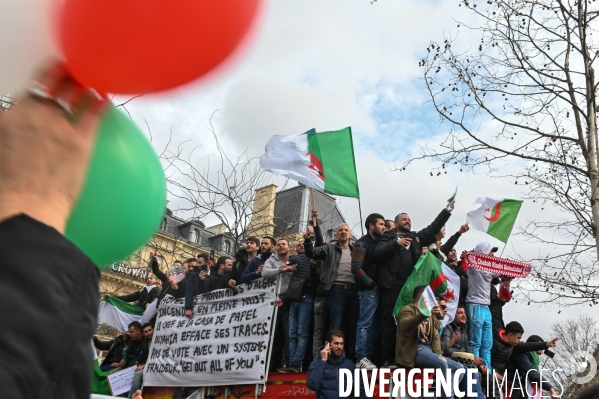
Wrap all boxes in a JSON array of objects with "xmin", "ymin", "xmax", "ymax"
[
  {"xmin": 143, "ymin": 277, "xmax": 277, "ymax": 387},
  {"xmin": 107, "ymin": 366, "xmax": 136, "ymax": 396}
]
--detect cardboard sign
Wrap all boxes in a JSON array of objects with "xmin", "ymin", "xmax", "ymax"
[{"xmin": 107, "ymin": 366, "xmax": 136, "ymax": 396}]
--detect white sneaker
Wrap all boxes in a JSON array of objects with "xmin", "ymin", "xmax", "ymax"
[{"xmin": 356, "ymin": 357, "xmax": 376, "ymax": 371}]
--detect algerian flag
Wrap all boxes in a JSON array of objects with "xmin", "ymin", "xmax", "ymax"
[
  {"xmin": 260, "ymin": 127, "xmax": 360, "ymax": 198},
  {"xmin": 466, "ymin": 197, "xmax": 523, "ymax": 243},
  {"xmin": 417, "ymin": 286, "xmax": 437, "ymax": 316},
  {"xmin": 394, "ymin": 252, "xmax": 461, "ymax": 327},
  {"xmin": 98, "ymin": 296, "xmax": 143, "ymax": 332}
]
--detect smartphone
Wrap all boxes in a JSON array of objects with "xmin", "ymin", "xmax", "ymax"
[{"xmin": 209, "ymin": 249, "xmax": 215, "ymax": 260}]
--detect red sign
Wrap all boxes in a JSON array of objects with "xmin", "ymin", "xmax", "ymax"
[{"xmin": 465, "ymin": 252, "xmax": 531, "ymax": 278}]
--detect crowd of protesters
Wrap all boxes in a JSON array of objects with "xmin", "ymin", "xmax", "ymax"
[{"xmin": 96, "ymin": 205, "xmax": 565, "ymax": 399}]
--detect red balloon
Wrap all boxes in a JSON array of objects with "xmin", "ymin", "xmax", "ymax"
[{"xmin": 59, "ymin": 0, "xmax": 263, "ymax": 94}]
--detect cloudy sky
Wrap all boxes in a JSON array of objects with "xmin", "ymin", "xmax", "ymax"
[{"xmin": 118, "ymin": 1, "xmax": 591, "ymax": 339}]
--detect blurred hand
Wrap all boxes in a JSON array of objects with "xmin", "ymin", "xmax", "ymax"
[
  {"xmin": 447, "ymin": 201, "xmax": 455, "ymax": 212},
  {"xmin": 549, "ymin": 388, "xmax": 559, "ymax": 399},
  {"xmin": 321, "ymin": 343, "xmax": 331, "ymax": 362},
  {"xmin": 199, "ymin": 271, "xmax": 207, "ymax": 281},
  {"xmin": 547, "ymin": 337, "xmax": 559, "ymax": 347},
  {"xmin": 479, "ymin": 365, "xmax": 488, "ymax": 374},
  {"xmin": 0, "ymin": 62, "xmax": 106, "ymax": 233},
  {"xmin": 460, "ymin": 250, "xmax": 468, "ymax": 259},
  {"xmin": 110, "ymin": 362, "xmax": 120, "ymax": 368},
  {"xmin": 185, "ymin": 309, "xmax": 193, "ymax": 319},
  {"xmin": 281, "ymin": 265, "xmax": 297, "ymax": 273},
  {"xmin": 274, "ymin": 299, "xmax": 283, "ymax": 308},
  {"xmin": 256, "ymin": 265, "xmax": 264, "ymax": 275},
  {"xmin": 397, "ymin": 238, "xmax": 412, "ymax": 248},
  {"xmin": 311, "ymin": 210, "xmax": 318, "ymax": 220},
  {"xmin": 304, "ymin": 225, "xmax": 314, "ymax": 239},
  {"xmin": 474, "ymin": 357, "xmax": 483, "ymax": 366},
  {"xmin": 132, "ymin": 390, "xmax": 143, "ymax": 399},
  {"xmin": 228, "ymin": 279, "xmax": 236, "ymax": 288},
  {"xmin": 458, "ymin": 224, "xmax": 470, "ymax": 234}
]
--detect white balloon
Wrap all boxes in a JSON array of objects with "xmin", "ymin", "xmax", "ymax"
[{"xmin": 0, "ymin": 0, "xmax": 61, "ymax": 94}]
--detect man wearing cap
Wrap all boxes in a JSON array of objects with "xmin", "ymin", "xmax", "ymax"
[{"xmin": 463, "ymin": 242, "xmax": 501, "ymax": 371}]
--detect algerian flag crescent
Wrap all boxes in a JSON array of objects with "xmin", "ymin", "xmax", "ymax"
[{"xmin": 466, "ymin": 197, "xmax": 523, "ymax": 243}]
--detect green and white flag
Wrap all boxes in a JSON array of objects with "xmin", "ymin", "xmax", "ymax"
[
  {"xmin": 260, "ymin": 127, "xmax": 360, "ymax": 198},
  {"xmin": 98, "ymin": 296, "xmax": 143, "ymax": 332},
  {"xmin": 466, "ymin": 197, "xmax": 523, "ymax": 243},
  {"xmin": 394, "ymin": 252, "xmax": 460, "ymax": 326},
  {"xmin": 417, "ymin": 286, "xmax": 438, "ymax": 317}
]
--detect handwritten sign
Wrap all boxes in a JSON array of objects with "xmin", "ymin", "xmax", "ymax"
[
  {"xmin": 143, "ymin": 277, "xmax": 277, "ymax": 387},
  {"xmin": 107, "ymin": 366, "xmax": 136, "ymax": 396}
]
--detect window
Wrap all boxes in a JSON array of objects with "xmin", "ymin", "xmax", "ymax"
[
  {"xmin": 160, "ymin": 218, "xmax": 167, "ymax": 231},
  {"xmin": 224, "ymin": 241, "xmax": 231, "ymax": 254},
  {"xmin": 190, "ymin": 229, "xmax": 200, "ymax": 243}
]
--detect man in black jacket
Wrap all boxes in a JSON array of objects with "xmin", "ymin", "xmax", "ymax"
[
  {"xmin": 351, "ymin": 212, "xmax": 385, "ymax": 370},
  {"xmin": 93, "ymin": 332, "xmax": 129, "ymax": 371},
  {"xmin": 127, "ymin": 323, "xmax": 154, "ymax": 398},
  {"xmin": 491, "ymin": 321, "xmax": 558, "ymax": 387},
  {"xmin": 505, "ymin": 335, "xmax": 559, "ymax": 399},
  {"xmin": 152, "ymin": 256, "xmax": 187, "ymax": 304},
  {"xmin": 184, "ymin": 258, "xmax": 209, "ymax": 319},
  {"xmin": 232, "ymin": 236, "xmax": 260, "ymax": 284},
  {"xmin": 115, "ymin": 273, "xmax": 159, "ymax": 311},
  {"xmin": 490, "ymin": 278, "xmax": 507, "ymax": 334},
  {"xmin": 374, "ymin": 205, "xmax": 453, "ymax": 366},
  {"xmin": 305, "ymin": 222, "xmax": 358, "ymax": 361}
]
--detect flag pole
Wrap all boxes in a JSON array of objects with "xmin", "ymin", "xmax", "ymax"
[
  {"xmin": 310, "ymin": 188, "xmax": 317, "ymax": 226},
  {"xmin": 499, "ymin": 221, "xmax": 516, "ymax": 258},
  {"xmin": 358, "ymin": 198, "xmax": 364, "ymax": 236}
]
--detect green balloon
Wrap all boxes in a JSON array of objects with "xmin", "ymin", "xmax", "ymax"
[{"xmin": 65, "ymin": 105, "xmax": 166, "ymax": 268}]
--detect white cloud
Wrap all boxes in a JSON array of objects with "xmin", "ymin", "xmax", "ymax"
[{"xmin": 118, "ymin": 0, "xmax": 589, "ymax": 339}]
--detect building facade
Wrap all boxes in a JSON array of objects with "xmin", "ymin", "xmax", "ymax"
[
  {"xmin": 99, "ymin": 207, "xmax": 237, "ymax": 298},
  {"xmin": 247, "ymin": 183, "xmax": 353, "ymax": 246}
]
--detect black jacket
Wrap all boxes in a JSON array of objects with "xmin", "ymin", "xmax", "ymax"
[
  {"xmin": 430, "ymin": 231, "xmax": 462, "ymax": 262},
  {"xmin": 124, "ymin": 337, "xmax": 149, "ymax": 367},
  {"xmin": 233, "ymin": 248, "xmax": 249, "ymax": 285},
  {"xmin": 205, "ymin": 270, "xmax": 235, "ymax": 292},
  {"xmin": 440, "ymin": 322, "xmax": 471, "ymax": 357},
  {"xmin": 115, "ymin": 285, "xmax": 158, "ymax": 310},
  {"xmin": 185, "ymin": 266, "xmax": 208, "ymax": 310},
  {"xmin": 0, "ymin": 215, "xmax": 99, "ymax": 399},
  {"xmin": 152, "ymin": 260, "xmax": 187, "ymax": 304},
  {"xmin": 94, "ymin": 336, "xmax": 128, "ymax": 368},
  {"xmin": 505, "ymin": 351, "xmax": 553, "ymax": 392},
  {"xmin": 491, "ymin": 329, "xmax": 548, "ymax": 373},
  {"xmin": 304, "ymin": 225, "xmax": 352, "ymax": 294},
  {"xmin": 490, "ymin": 283, "xmax": 506, "ymax": 334},
  {"xmin": 350, "ymin": 233, "xmax": 378, "ymax": 290},
  {"xmin": 374, "ymin": 209, "xmax": 451, "ymax": 288},
  {"xmin": 291, "ymin": 252, "xmax": 314, "ymax": 298}
]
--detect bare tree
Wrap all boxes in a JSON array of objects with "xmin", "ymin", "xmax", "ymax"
[
  {"xmin": 160, "ymin": 113, "xmax": 290, "ymax": 254},
  {"xmin": 399, "ymin": 0, "xmax": 599, "ymax": 305},
  {"xmin": 544, "ymin": 315, "xmax": 599, "ymax": 398}
]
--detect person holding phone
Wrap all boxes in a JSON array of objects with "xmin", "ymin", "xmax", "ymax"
[
  {"xmin": 374, "ymin": 203, "xmax": 454, "ymax": 367},
  {"xmin": 307, "ymin": 329, "xmax": 365, "ymax": 399}
]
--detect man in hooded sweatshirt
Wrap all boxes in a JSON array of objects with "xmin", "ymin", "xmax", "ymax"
[{"xmin": 465, "ymin": 242, "xmax": 502, "ymax": 371}]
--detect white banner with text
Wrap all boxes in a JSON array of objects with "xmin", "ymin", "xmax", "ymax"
[{"xmin": 143, "ymin": 277, "xmax": 277, "ymax": 387}]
